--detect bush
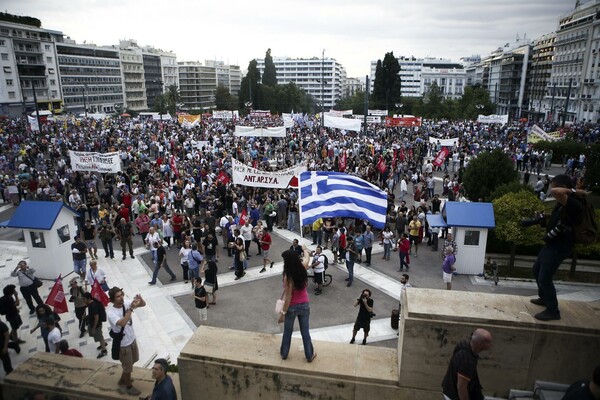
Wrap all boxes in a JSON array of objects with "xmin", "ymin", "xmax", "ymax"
[
  {"xmin": 462, "ymin": 149, "xmax": 518, "ymax": 201},
  {"xmin": 532, "ymin": 140, "xmax": 586, "ymax": 163}
]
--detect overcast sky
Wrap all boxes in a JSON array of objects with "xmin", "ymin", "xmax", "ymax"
[{"xmin": 5, "ymin": 0, "xmax": 578, "ymax": 77}]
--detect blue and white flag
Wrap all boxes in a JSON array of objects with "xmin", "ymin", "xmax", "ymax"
[{"xmin": 299, "ymin": 171, "xmax": 388, "ymax": 229}]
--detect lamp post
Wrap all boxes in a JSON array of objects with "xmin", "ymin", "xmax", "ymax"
[
  {"xmin": 321, "ymin": 49, "xmax": 325, "ymax": 128},
  {"xmin": 395, "ymin": 103, "xmax": 404, "ymax": 117},
  {"xmin": 82, "ymin": 84, "xmax": 88, "ymax": 118},
  {"xmin": 31, "ymin": 78, "xmax": 42, "ymax": 132}
]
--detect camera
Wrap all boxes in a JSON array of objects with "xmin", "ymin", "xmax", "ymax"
[{"xmin": 521, "ymin": 213, "xmax": 545, "ymax": 227}]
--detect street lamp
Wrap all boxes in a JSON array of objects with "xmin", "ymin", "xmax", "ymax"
[
  {"xmin": 395, "ymin": 103, "xmax": 403, "ymax": 117},
  {"xmin": 82, "ymin": 84, "xmax": 88, "ymax": 118}
]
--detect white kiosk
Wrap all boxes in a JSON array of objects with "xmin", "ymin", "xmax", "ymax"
[
  {"xmin": 444, "ymin": 202, "xmax": 495, "ymax": 275},
  {"xmin": 6, "ymin": 201, "xmax": 79, "ymax": 280}
]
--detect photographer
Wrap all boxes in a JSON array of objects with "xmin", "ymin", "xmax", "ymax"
[
  {"xmin": 525, "ymin": 175, "xmax": 584, "ymax": 321},
  {"xmin": 350, "ymin": 289, "xmax": 374, "ymax": 345}
]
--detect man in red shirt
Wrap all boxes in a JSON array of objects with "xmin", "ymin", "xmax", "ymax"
[
  {"xmin": 58, "ymin": 340, "xmax": 83, "ymax": 357},
  {"xmin": 259, "ymin": 227, "xmax": 274, "ymax": 273},
  {"xmin": 171, "ymin": 211, "xmax": 184, "ymax": 248},
  {"xmin": 118, "ymin": 204, "xmax": 130, "ymax": 223}
]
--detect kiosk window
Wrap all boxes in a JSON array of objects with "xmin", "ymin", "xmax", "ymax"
[
  {"xmin": 464, "ymin": 230, "xmax": 480, "ymax": 246},
  {"xmin": 31, "ymin": 231, "xmax": 46, "ymax": 248}
]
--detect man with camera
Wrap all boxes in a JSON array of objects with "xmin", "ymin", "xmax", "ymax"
[{"xmin": 350, "ymin": 289, "xmax": 374, "ymax": 345}]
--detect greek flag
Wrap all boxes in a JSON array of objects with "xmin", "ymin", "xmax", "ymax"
[{"xmin": 299, "ymin": 171, "xmax": 388, "ymax": 229}]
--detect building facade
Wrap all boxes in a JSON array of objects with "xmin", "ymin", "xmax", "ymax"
[
  {"xmin": 526, "ymin": 33, "xmax": 555, "ymax": 123},
  {"xmin": 56, "ymin": 40, "xmax": 124, "ymax": 115},
  {"xmin": 344, "ymin": 77, "xmax": 364, "ymax": 98},
  {"xmin": 255, "ymin": 56, "xmax": 347, "ymax": 109},
  {"xmin": 116, "ymin": 40, "xmax": 147, "ymax": 111},
  {"xmin": 0, "ymin": 20, "xmax": 63, "ymax": 117},
  {"xmin": 205, "ymin": 60, "xmax": 242, "ymax": 97},
  {"xmin": 178, "ymin": 61, "xmax": 217, "ymax": 111},
  {"xmin": 545, "ymin": 0, "xmax": 600, "ymax": 124}
]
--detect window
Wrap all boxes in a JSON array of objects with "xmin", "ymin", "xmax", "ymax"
[
  {"xmin": 30, "ymin": 231, "xmax": 46, "ymax": 248},
  {"xmin": 50, "ymin": 79, "xmax": 56, "ymax": 85},
  {"xmin": 57, "ymin": 225, "xmax": 70, "ymax": 244},
  {"xmin": 0, "ymin": 39, "xmax": 5, "ymax": 46},
  {"xmin": 6, "ymin": 79, "xmax": 12, "ymax": 86},
  {"xmin": 45, "ymin": 44, "xmax": 50, "ymax": 51},
  {"xmin": 48, "ymin": 68, "xmax": 55, "ymax": 74},
  {"xmin": 46, "ymin": 56, "xmax": 52, "ymax": 63},
  {"xmin": 3, "ymin": 66, "xmax": 10, "ymax": 73},
  {"xmin": 8, "ymin": 92, "xmax": 15, "ymax": 99},
  {"xmin": 463, "ymin": 230, "xmax": 481, "ymax": 246},
  {"xmin": 1, "ymin": 53, "xmax": 7, "ymax": 60}
]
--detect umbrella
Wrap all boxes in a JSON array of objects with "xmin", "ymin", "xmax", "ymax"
[{"xmin": 120, "ymin": 113, "xmax": 131, "ymax": 118}]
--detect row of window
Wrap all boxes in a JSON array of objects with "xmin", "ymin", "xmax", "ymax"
[{"xmin": 58, "ymin": 57, "xmax": 120, "ymax": 67}]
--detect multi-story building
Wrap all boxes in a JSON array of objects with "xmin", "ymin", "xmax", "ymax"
[
  {"xmin": 178, "ymin": 61, "xmax": 217, "ymax": 111},
  {"xmin": 115, "ymin": 39, "xmax": 147, "ymax": 111},
  {"xmin": 546, "ymin": 0, "xmax": 600, "ymax": 124},
  {"xmin": 369, "ymin": 57, "xmax": 465, "ymax": 99},
  {"xmin": 255, "ymin": 56, "xmax": 347, "ymax": 109},
  {"xmin": 526, "ymin": 33, "xmax": 555, "ymax": 122},
  {"xmin": 344, "ymin": 77, "xmax": 364, "ymax": 98},
  {"xmin": 56, "ymin": 39, "xmax": 124, "ymax": 115},
  {"xmin": 142, "ymin": 53, "xmax": 162, "ymax": 110},
  {"xmin": 205, "ymin": 60, "xmax": 242, "ymax": 97},
  {"xmin": 0, "ymin": 19, "xmax": 63, "ymax": 117}
]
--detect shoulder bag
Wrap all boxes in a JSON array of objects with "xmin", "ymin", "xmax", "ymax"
[
  {"xmin": 109, "ymin": 307, "xmax": 126, "ymax": 360},
  {"xmin": 23, "ymin": 272, "xmax": 43, "ymax": 288}
]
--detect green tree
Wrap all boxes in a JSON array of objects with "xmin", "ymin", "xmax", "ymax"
[
  {"xmin": 459, "ymin": 84, "xmax": 493, "ymax": 119},
  {"xmin": 462, "ymin": 149, "xmax": 519, "ymax": 201},
  {"xmin": 164, "ymin": 84, "xmax": 180, "ymax": 116},
  {"xmin": 422, "ymin": 82, "xmax": 445, "ymax": 119},
  {"xmin": 584, "ymin": 143, "xmax": 600, "ymax": 191},
  {"xmin": 489, "ymin": 181, "xmax": 535, "ymax": 202},
  {"xmin": 239, "ymin": 60, "xmax": 261, "ymax": 110},
  {"xmin": 262, "ymin": 48, "xmax": 277, "ymax": 87},
  {"xmin": 153, "ymin": 94, "xmax": 168, "ymax": 116},
  {"xmin": 335, "ymin": 90, "xmax": 370, "ymax": 115},
  {"xmin": 215, "ymin": 85, "xmax": 234, "ymax": 110},
  {"xmin": 372, "ymin": 52, "xmax": 401, "ymax": 112},
  {"xmin": 493, "ymin": 191, "xmax": 545, "ymax": 270}
]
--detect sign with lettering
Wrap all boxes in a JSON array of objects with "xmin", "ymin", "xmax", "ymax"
[
  {"xmin": 69, "ymin": 151, "xmax": 122, "ymax": 173},
  {"xmin": 231, "ymin": 159, "xmax": 306, "ymax": 188}
]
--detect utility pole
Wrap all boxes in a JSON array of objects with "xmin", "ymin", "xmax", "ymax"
[
  {"xmin": 363, "ymin": 75, "xmax": 369, "ymax": 136},
  {"xmin": 321, "ymin": 49, "xmax": 325, "ymax": 129},
  {"xmin": 82, "ymin": 84, "xmax": 88, "ymax": 118},
  {"xmin": 550, "ymin": 83, "xmax": 556, "ymax": 122},
  {"xmin": 562, "ymin": 78, "xmax": 572, "ymax": 128}
]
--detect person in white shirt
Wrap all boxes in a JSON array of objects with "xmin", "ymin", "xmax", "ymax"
[
  {"xmin": 145, "ymin": 227, "xmax": 161, "ymax": 264},
  {"xmin": 85, "ymin": 260, "xmax": 109, "ymax": 291},
  {"xmin": 46, "ymin": 317, "xmax": 62, "ymax": 354},
  {"xmin": 398, "ymin": 274, "xmax": 413, "ymax": 316}
]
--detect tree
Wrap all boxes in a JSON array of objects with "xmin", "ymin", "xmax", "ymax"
[
  {"xmin": 215, "ymin": 85, "xmax": 234, "ymax": 110},
  {"xmin": 462, "ymin": 149, "xmax": 519, "ymax": 201},
  {"xmin": 164, "ymin": 84, "xmax": 180, "ymax": 116},
  {"xmin": 372, "ymin": 52, "xmax": 401, "ymax": 112},
  {"xmin": 262, "ymin": 48, "xmax": 277, "ymax": 87},
  {"xmin": 335, "ymin": 90, "xmax": 370, "ymax": 115},
  {"xmin": 422, "ymin": 82, "xmax": 445, "ymax": 119},
  {"xmin": 459, "ymin": 84, "xmax": 493, "ymax": 119},
  {"xmin": 239, "ymin": 60, "xmax": 261, "ymax": 110},
  {"xmin": 584, "ymin": 143, "xmax": 600, "ymax": 192},
  {"xmin": 493, "ymin": 191, "xmax": 545, "ymax": 270}
]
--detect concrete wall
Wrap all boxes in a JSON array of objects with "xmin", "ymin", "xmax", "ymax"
[{"xmin": 3, "ymin": 290, "xmax": 598, "ymax": 399}]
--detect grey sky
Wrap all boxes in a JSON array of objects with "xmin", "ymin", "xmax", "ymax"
[{"xmin": 4, "ymin": 0, "xmax": 578, "ymax": 77}]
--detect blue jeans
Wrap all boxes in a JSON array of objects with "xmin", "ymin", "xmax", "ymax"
[
  {"xmin": 150, "ymin": 261, "xmax": 176, "ymax": 284},
  {"xmin": 280, "ymin": 302, "xmax": 314, "ymax": 361},
  {"xmin": 532, "ymin": 245, "xmax": 571, "ymax": 314},
  {"xmin": 73, "ymin": 259, "xmax": 86, "ymax": 276},
  {"xmin": 399, "ymin": 252, "xmax": 409, "ymax": 269},
  {"xmin": 346, "ymin": 260, "xmax": 354, "ymax": 284},
  {"xmin": 189, "ymin": 267, "xmax": 200, "ymax": 282},
  {"xmin": 287, "ymin": 212, "xmax": 298, "ymax": 231},
  {"xmin": 383, "ymin": 243, "xmax": 392, "ymax": 259}
]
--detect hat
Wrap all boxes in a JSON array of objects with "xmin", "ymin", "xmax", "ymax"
[
  {"xmin": 69, "ymin": 278, "xmax": 78, "ymax": 285},
  {"xmin": 108, "ymin": 286, "xmax": 123, "ymax": 302}
]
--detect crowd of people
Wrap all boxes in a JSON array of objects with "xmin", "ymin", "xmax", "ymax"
[{"xmin": 0, "ymin": 112, "xmax": 597, "ymax": 397}]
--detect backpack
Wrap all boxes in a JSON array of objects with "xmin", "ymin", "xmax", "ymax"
[
  {"xmin": 569, "ymin": 195, "xmax": 598, "ymax": 245},
  {"xmin": 322, "ymin": 255, "xmax": 329, "ymax": 270}
]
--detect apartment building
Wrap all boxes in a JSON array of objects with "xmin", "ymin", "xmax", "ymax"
[
  {"xmin": 178, "ymin": 61, "xmax": 217, "ymax": 111},
  {"xmin": 205, "ymin": 60, "xmax": 242, "ymax": 97}
]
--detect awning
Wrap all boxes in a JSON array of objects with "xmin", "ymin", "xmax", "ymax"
[{"xmin": 426, "ymin": 213, "xmax": 447, "ymax": 228}]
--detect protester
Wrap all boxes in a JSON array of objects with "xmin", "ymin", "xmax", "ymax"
[
  {"xmin": 83, "ymin": 292, "xmax": 108, "ymax": 359},
  {"xmin": 442, "ymin": 246, "xmax": 457, "ymax": 290},
  {"xmin": 350, "ymin": 289, "xmax": 374, "ymax": 345},
  {"xmin": 140, "ymin": 358, "xmax": 178, "ymax": 400},
  {"xmin": 58, "ymin": 339, "xmax": 83, "ymax": 358},
  {"xmin": 192, "ymin": 277, "xmax": 208, "ymax": 324}
]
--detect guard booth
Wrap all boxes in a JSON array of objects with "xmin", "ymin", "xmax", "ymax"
[
  {"xmin": 5, "ymin": 201, "xmax": 79, "ymax": 279},
  {"xmin": 443, "ymin": 202, "xmax": 495, "ymax": 275}
]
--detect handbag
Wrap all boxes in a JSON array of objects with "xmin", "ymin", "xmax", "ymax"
[
  {"xmin": 23, "ymin": 272, "xmax": 43, "ymax": 288},
  {"xmin": 204, "ymin": 282, "xmax": 214, "ymax": 294},
  {"xmin": 239, "ymin": 250, "xmax": 247, "ymax": 262},
  {"xmin": 275, "ymin": 290, "xmax": 285, "ymax": 314},
  {"xmin": 109, "ymin": 307, "xmax": 126, "ymax": 360}
]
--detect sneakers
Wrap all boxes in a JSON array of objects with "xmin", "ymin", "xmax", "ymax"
[
  {"xmin": 148, "ymin": 281, "xmax": 156, "ymax": 285},
  {"xmin": 97, "ymin": 349, "xmax": 107, "ymax": 359},
  {"xmin": 130, "ymin": 255, "xmax": 135, "ymax": 259},
  {"xmin": 346, "ymin": 282, "xmax": 352, "ymax": 287},
  {"xmin": 259, "ymin": 267, "xmax": 266, "ymax": 273},
  {"xmin": 349, "ymin": 338, "xmax": 355, "ymax": 344},
  {"xmin": 530, "ymin": 298, "xmax": 545, "ymax": 306},
  {"xmin": 270, "ymin": 261, "xmax": 274, "ymax": 269},
  {"xmin": 362, "ymin": 338, "xmax": 367, "ymax": 345},
  {"xmin": 118, "ymin": 386, "xmax": 141, "ymax": 396},
  {"xmin": 534, "ymin": 310, "xmax": 561, "ymax": 321}
]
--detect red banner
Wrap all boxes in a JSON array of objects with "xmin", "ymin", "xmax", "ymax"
[
  {"xmin": 239, "ymin": 209, "xmax": 249, "ymax": 225},
  {"xmin": 216, "ymin": 170, "xmax": 231, "ymax": 185},
  {"xmin": 377, "ymin": 156, "xmax": 387, "ymax": 174},
  {"xmin": 45, "ymin": 275, "xmax": 69, "ymax": 314},
  {"xmin": 385, "ymin": 116, "xmax": 422, "ymax": 127},
  {"xmin": 433, "ymin": 147, "xmax": 449, "ymax": 167},
  {"xmin": 91, "ymin": 279, "xmax": 110, "ymax": 306}
]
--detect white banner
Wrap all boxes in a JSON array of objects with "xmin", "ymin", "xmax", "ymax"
[
  {"xmin": 234, "ymin": 126, "xmax": 286, "ymax": 137},
  {"xmin": 326, "ymin": 110, "xmax": 353, "ymax": 117},
  {"xmin": 213, "ymin": 110, "xmax": 235, "ymax": 119},
  {"xmin": 353, "ymin": 115, "xmax": 381, "ymax": 124},
  {"xmin": 27, "ymin": 116, "xmax": 39, "ymax": 132},
  {"xmin": 283, "ymin": 115, "xmax": 294, "ymax": 128},
  {"xmin": 69, "ymin": 151, "xmax": 122, "ymax": 173},
  {"xmin": 428, "ymin": 137, "xmax": 459, "ymax": 147},
  {"xmin": 477, "ymin": 114, "xmax": 508, "ymax": 124},
  {"xmin": 368, "ymin": 109, "xmax": 388, "ymax": 116},
  {"xmin": 232, "ymin": 159, "xmax": 307, "ymax": 188},
  {"xmin": 324, "ymin": 115, "xmax": 362, "ymax": 132},
  {"xmin": 250, "ymin": 110, "xmax": 271, "ymax": 118}
]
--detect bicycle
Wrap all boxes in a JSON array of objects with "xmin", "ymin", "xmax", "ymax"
[{"xmin": 307, "ymin": 268, "xmax": 332, "ymax": 286}]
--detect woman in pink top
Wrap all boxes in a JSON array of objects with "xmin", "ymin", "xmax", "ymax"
[{"xmin": 278, "ymin": 245, "xmax": 316, "ymax": 362}]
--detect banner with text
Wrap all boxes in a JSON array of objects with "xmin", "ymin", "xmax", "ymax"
[
  {"xmin": 477, "ymin": 114, "xmax": 509, "ymax": 124},
  {"xmin": 385, "ymin": 116, "xmax": 422, "ymax": 127},
  {"xmin": 232, "ymin": 159, "xmax": 307, "ymax": 188},
  {"xmin": 234, "ymin": 126, "xmax": 286, "ymax": 137},
  {"xmin": 368, "ymin": 109, "xmax": 388, "ymax": 116},
  {"xmin": 250, "ymin": 110, "xmax": 271, "ymax": 118},
  {"xmin": 428, "ymin": 137, "xmax": 459, "ymax": 147},
  {"xmin": 69, "ymin": 151, "xmax": 122, "ymax": 173},
  {"xmin": 324, "ymin": 115, "xmax": 362, "ymax": 131},
  {"xmin": 527, "ymin": 124, "xmax": 563, "ymax": 144}
]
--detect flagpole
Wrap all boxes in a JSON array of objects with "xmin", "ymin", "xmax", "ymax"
[{"xmin": 298, "ymin": 171, "xmax": 304, "ymax": 243}]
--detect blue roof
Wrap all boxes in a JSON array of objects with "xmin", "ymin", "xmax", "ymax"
[
  {"xmin": 445, "ymin": 202, "xmax": 495, "ymax": 228},
  {"xmin": 6, "ymin": 201, "xmax": 79, "ymax": 230},
  {"xmin": 426, "ymin": 213, "xmax": 447, "ymax": 228}
]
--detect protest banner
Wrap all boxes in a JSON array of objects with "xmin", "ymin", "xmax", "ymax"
[
  {"xmin": 477, "ymin": 114, "xmax": 509, "ymax": 124},
  {"xmin": 232, "ymin": 159, "xmax": 307, "ymax": 188},
  {"xmin": 69, "ymin": 151, "xmax": 122, "ymax": 173}
]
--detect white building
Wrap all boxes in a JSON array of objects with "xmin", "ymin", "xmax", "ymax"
[
  {"xmin": 56, "ymin": 39, "xmax": 124, "ymax": 114},
  {"xmin": 0, "ymin": 19, "xmax": 63, "ymax": 117},
  {"xmin": 344, "ymin": 77, "xmax": 364, "ymax": 98},
  {"xmin": 546, "ymin": 0, "xmax": 600, "ymax": 124},
  {"xmin": 255, "ymin": 56, "xmax": 347, "ymax": 109},
  {"xmin": 369, "ymin": 57, "xmax": 465, "ymax": 99},
  {"xmin": 205, "ymin": 60, "xmax": 242, "ymax": 97},
  {"xmin": 115, "ymin": 39, "xmax": 147, "ymax": 111},
  {"xmin": 178, "ymin": 61, "xmax": 217, "ymax": 111}
]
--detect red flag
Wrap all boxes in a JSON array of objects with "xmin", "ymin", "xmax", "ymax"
[
  {"xmin": 288, "ymin": 175, "xmax": 299, "ymax": 188},
  {"xmin": 400, "ymin": 148, "xmax": 405, "ymax": 162},
  {"xmin": 169, "ymin": 155, "xmax": 179, "ymax": 177},
  {"xmin": 392, "ymin": 149, "xmax": 397, "ymax": 171},
  {"xmin": 239, "ymin": 209, "xmax": 249, "ymax": 225},
  {"xmin": 45, "ymin": 275, "xmax": 69, "ymax": 314},
  {"xmin": 433, "ymin": 147, "xmax": 449, "ymax": 167},
  {"xmin": 216, "ymin": 170, "xmax": 231, "ymax": 185},
  {"xmin": 377, "ymin": 156, "xmax": 387, "ymax": 174},
  {"xmin": 338, "ymin": 150, "xmax": 347, "ymax": 172},
  {"xmin": 91, "ymin": 279, "xmax": 110, "ymax": 307}
]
